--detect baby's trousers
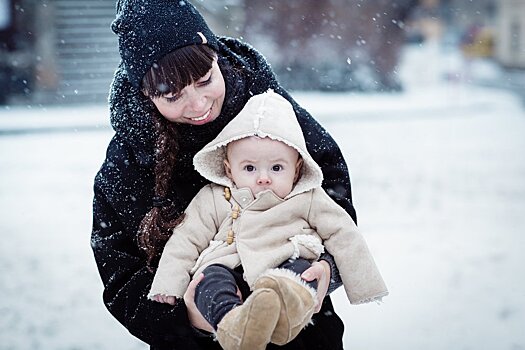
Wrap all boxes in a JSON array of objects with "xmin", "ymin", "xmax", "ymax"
[{"xmin": 194, "ymin": 258, "xmax": 317, "ymax": 330}]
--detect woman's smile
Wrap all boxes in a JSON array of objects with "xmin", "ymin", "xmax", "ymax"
[
  {"xmin": 188, "ymin": 103, "xmax": 216, "ymax": 125},
  {"xmin": 191, "ymin": 108, "xmax": 211, "ymax": 122},
  {"xmin": 148, "ymin": 58, "xmax": 225, "ymax": 125}
]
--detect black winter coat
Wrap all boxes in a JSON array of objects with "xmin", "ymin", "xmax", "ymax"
[{"xmin": 91, "ymin": 37, "xmax": 356, "ymax": 349}]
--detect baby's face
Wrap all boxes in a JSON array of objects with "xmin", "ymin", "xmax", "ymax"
[{"xmin": 224, "ymin": 137, "xmax": 302, "ymax": 199}]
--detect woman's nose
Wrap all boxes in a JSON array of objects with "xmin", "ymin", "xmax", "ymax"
[
  {"xmin": 190, "ymin": 95, "xmax": 206, "ymax": 111},
  {"xmin": 186, "ymin": 87, "xmax": 207, "ymax": 111}
]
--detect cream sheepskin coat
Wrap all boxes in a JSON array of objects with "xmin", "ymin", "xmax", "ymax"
[{"xmin": 149, "ymin": 90, "xmax": 388, "ymax": 305}]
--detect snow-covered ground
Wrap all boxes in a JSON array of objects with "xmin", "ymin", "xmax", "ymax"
[{"xmin": 1, "ymin": 44, "xmax": 524, "ymax": 350}]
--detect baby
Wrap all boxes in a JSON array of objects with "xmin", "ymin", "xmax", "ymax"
[{"xmin": 149, "ymin": 90, "xmax": 388, "ymax": 350}]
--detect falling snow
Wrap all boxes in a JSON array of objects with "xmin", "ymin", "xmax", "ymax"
[{"xmin": 0, "ymin": 44, "xmax": 524, "ymax": 350}]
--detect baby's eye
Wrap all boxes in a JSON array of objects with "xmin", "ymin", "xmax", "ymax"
[
  {"xmin": 244, "ymin": 165, "xmax": 255, "ymax": 172},
  {"xmin": 272, "ymin": 165, "xmax": 283, "ymax": 172}
]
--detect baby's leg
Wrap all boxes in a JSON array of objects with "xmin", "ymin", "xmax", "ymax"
[
  {"xmin": 278, "ymin": 258, "xmax": 318, "ymax": 290},
  {"xmin": 194, "ymin": 264, "xmax": 242, "ymax": 330},
  {"xmin": 254, "ymin": 258, "xmax": 318, "ymax": 345}
]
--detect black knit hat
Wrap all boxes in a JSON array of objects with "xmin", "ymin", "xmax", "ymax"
[{"xmin": 112, "ymin": 0, "xmax": 219, "ymax": 89}]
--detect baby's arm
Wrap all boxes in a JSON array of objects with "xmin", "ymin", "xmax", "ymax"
[
  {"xmin": 309, "ymin": 187, "xmax": 388, "ymax": 304},
  {"xmin": 148, "ymin": 185, "xmax": 220, "ymax": 301}
]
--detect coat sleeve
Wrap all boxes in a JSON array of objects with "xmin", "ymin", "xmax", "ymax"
[
  {"xmin": 149, "ymin": 186, "xmax": 220, "ymax": 299},
  {"xmin": 90, "ymin": 136, "xmax": 212, "ymax": 347},
  {"xmin": 307, "ymin": 188, "xmax": 388, "ymax": 305}
]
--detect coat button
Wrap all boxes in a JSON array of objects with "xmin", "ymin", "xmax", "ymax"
[{"xmin": 227, "ymin": 230, "xmax": 234, "ymax": 244}]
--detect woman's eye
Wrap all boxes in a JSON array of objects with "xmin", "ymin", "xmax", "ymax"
[
  {"xmin": 244, "ymin": 165, "xmax": 255, "ymax": 172},
  {"xmin": 272, "ymin": 165, "xmax": 283, "ymax": 171},
  {"xmin": 164, "ymin": 95, "xmax": 180, "ymax": 103},
  {"xmin": 198, "ymin": 75, "xmax": 212, "ymax": 86}
]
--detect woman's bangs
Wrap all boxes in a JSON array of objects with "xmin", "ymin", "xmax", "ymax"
[{"xmin": 142, "ymin": 45, "xmax": 216, "ymax": 98}]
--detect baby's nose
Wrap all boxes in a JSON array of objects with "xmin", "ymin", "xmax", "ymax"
[{"xmin": 257, "ymin": 174, "xmax": 271, "ymax": 185}]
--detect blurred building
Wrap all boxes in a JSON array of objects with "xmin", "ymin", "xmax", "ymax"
[
  {"xmin": 495, "ymin": 0, "xmax": 525, "ymax": 68},
  {"xmin": 0, "ymin": 0, "xmax": 33, "ymax": 104},
  {"xmin": 1, "ymin": 0, "xmax": 119, "ymax": 105},
  {"xmin": 35, "ymin": 0, "xmax": 115, "ymax": 104}
]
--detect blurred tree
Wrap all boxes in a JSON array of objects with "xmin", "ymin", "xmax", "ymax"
[{"xmin": 242, "ymin": 0, "xmax": 418, "ymax": 91}]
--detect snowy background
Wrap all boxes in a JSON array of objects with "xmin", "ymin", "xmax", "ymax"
[{"xmin": 1, "ymin": 43, "xmax": 524, "ymax": 349}]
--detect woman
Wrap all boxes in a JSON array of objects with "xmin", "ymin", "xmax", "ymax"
[{"xmin": 91, "ymin": 1, "xmax": 357, "ymax": 349}]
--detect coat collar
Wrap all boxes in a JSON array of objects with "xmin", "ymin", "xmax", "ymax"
[{"xmin": 231, "ymin": 187, "xmax": 284, "ymax": 210}]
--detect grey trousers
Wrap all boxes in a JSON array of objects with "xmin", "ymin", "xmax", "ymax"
[{"xmin": 194, "ymin": 258, "xmax": 317, "ymax": 330}]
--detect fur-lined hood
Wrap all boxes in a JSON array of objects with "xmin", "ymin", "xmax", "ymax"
[{"xmin": 193, "ymin": 90, "xmax": 324, "ymax": 198}]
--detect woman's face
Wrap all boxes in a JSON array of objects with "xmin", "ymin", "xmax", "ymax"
[{"xmin": 148, "ymin": 58, "xmax": 225, "ymax": 125}]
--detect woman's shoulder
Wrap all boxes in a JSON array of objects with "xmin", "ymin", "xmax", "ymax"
[
  {"xmin": 216, "ymin": 37, "xmax": 288, "ymax": 107},
  {"xmin": 108, "ymin": 63, "xmax": 156, "ymax": 166},
  {"xmin": 100, "ymin": 134, "xmax": 152, "ymax": 169},
  {"xmin": 216, "ymin": 36, "xmax": 277, "ymax": 85},
  {"xmin": 217, "ymin": 36, "xmax": 264, "ymax": 60},
  {"xmin": 95, "ymin": 134, "xmax": 153, "ymax": 192}
]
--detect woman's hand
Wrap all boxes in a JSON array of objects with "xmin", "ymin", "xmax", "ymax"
[
  {"xmin": 183, "ymin": 273, "xmax": 214, "ymax": 333},
  {"xmin": 300, "ymin": 260, "xmax": 331, "ymax": 313}
]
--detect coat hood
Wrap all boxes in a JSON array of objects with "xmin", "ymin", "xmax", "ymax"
[{"xmin": 193, "ymin": 90, "xmax": 324, "ymax": 198}]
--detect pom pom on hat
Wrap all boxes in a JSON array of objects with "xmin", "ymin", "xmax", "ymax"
[{"xmin": 112, "ymin": 0, "xmax": 219, "ymax": 89}]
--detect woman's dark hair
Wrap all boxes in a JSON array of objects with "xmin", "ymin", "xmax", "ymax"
[
  {"xmin": 141, "ymin": 44, "xmax": 216, "ymax": 98},
  {"xmin": 138, "ymin": 45, "xmax": 216, "ymax": 270}
]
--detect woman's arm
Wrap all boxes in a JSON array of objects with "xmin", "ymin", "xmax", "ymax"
[{"xmin": 91, "ymin": 136, "xmax": 207, "ymax": 347}]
